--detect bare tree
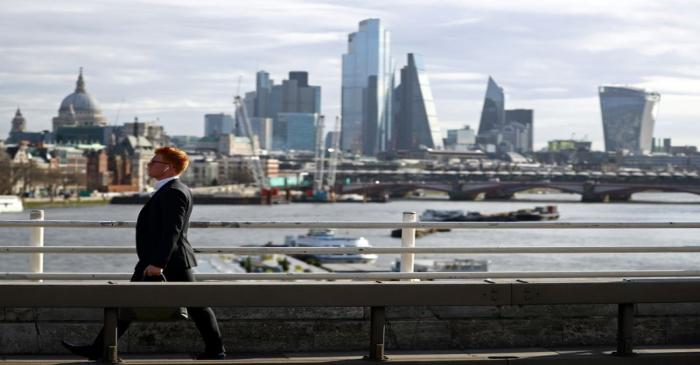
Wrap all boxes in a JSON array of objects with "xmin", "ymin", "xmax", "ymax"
[{"xmin": 0, "ymin": 158, "xmax": 18, "ymax": 195}]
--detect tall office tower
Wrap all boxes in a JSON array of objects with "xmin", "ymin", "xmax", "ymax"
[
  {"xmin": 278, "ymin": 113, "xmax": 317, "ymax": 151},
  {"xmin": 392, "ymin": 53, "xmax": 443, "ymax": 152},
  {"xmin": 204, "ymin": 113, "xmax": 235, "ymax": 137},
  {"xmin": 289, "ymin": 71, "xmax": 308, "ymax": 87},
  {"xmin": 500, "ymin": 122, "xmax": 529, "ymax": 153},
  {"xmin": 273, "ymin": 72, "xmax": 321, "ymax": 150},
  {"xmin": 250, "ymin": 117, "xmax": 273, "ymax": 151},
  {"xmin": 279, "ymin": 72, "xmax": 321, "ymax": 114},
  {"xmin": 505, "ymin": 109, "xmax": 534, "ymax": 153},
  {"xmin": 243, "ymin": 91, "xmax": 256, "ymax": 116},
  {"xmin": 477, "ymin": 76, "xmax": 505, "ymax": 138},
  {"xmin": 341, "ymin": 18, "xmax": 394, "ymax": 155},
  {"xmin": 599, "ymin": 86, "xmax": 660, "ymax": 153},
  {"xmin": 255, "ymin": 71, "xmax": 273, "ymax": 118}
]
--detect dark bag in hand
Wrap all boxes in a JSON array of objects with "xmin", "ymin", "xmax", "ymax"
[{"xmin": 119, "ymin": 274, "xmax": 189, "ymax": 321}]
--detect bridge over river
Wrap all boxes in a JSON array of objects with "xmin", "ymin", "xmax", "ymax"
[{"xmin": 335, "ymin": 170, "xmax": 700, "ymax": 202}]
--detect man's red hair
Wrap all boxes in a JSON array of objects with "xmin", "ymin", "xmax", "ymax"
[{"xmin": 155, "ymin": 146, "xmax": 190, "ymax": 174}]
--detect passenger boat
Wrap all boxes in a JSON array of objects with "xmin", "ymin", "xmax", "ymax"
[
  {"xmin": 420, "ymin": 205, "xmax": 559, "ymax": 222},
  {"xmin": 283, "ymin": 229, "xmax": 378, "ymax": 263},
  {"xmin": 391, "ymin": 258, "xmax": 488, "ymax": 272},
  {"xmin": 0, "ymin": 196, "xmax": 23, "ymax": 213}
]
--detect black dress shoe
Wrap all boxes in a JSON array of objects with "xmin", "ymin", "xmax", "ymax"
[
  {"xmin": 195, "ymin": 351, "xmax": 226, "ymax": 360},
  {"xmin": 61, "ymin": 340, "xmax": 100, "ymax": 360}
]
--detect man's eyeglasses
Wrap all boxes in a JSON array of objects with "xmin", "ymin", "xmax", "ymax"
[{"xmin": 147, "ymin": 160, "xmax": 169, "ymax": 166}]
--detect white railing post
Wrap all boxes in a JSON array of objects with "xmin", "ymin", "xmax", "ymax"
[
  {"xmin": 29, "ymin": 210, "xmax": 44, "ymax": 275},
  {"xmin": 400, "ymin": 211, "xmax": 417, "ymax": 277}
]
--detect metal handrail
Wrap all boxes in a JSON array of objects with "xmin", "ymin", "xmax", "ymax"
[
  {"xmin": 3, "ymin": 211, "xmax": 700, "ymax": 281},
  {"xmin": 2, "ymin": 220, "xmax": 700, "ymax": 229},
  {"xmin": 5, "ymin": 270, "xmax": 700, "ymax": 281},
  {"xmin": 3, "ymin": 245, "xmax": 700, "ymax": 254}
]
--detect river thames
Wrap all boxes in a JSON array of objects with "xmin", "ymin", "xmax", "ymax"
[{"xmin": 1, "ymin": 192, "xmax": 700, "ymax": 274}]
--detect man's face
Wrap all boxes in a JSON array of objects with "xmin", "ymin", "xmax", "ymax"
[{"xmin": 146, "ymin": 154, "xmax": 172, "ymax": 180}]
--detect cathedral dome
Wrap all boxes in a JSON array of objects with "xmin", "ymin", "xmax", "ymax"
[
  {"xmin": 52, "ymin": 68, "xmax": 108, "ymax": 131},
  {"xmin": 58, "ymin": 69, "xmax": 102, "ymax": 114}
]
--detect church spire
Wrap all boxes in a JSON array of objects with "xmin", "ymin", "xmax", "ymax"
[
  {"xmin": 11, "ymin": 106, "xmax": 27, "ymax": 133},
  {"xmin": 75, "ymin": 67, "xmax": 86, "ymax": 93}
]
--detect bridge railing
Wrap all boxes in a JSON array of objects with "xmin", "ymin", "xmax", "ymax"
[
  {"xmin": 5, "ymin": 210, "xmax": 700, "ymax": 361},
  {"xmin": 2, "ymin": 210, "xmax": 700, "ymax": 281}
]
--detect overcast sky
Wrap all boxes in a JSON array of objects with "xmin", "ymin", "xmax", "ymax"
[{"xmin": 1, "ymin": 0, "xmax": 699, "ymax": 149}]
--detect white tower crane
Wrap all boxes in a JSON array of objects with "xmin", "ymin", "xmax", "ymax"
[
  {"xmin": 312, "ymin": 115, "xmax": 326, "ymax": 196},
  {"xmin": 233, "ymin": 95, "xmax": 268, "ymax": 193},
  {"xmin": 326, "ymin": 116, "xmax": 341, "ymax": 192}
]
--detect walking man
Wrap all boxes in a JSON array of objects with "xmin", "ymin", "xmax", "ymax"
[{"xmin": 62, "ymin": 146, "xmax": 226, "ymax": 360}]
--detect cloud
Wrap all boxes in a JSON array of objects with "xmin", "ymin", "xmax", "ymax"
[
  {"xmin": 438, "ymin": 17, "xmax": 482, "ymax": 27},
  {"xmin": 575, "ymin": 26, "xmax": 700, "ymax": 58},
  {"xmin": 1, "ymin": 0, "xmax": 699, "ymax": 147},
  {"xmin": 529, "ymin": 87, "xmax": 569, "ymax": 94},
  {"xmin": 636, "ymin": 76, "xmax": 700, "ymax": 96},
  {"xmin": 429, "ymin": 72, "xmax": 486, "ymax": 82}
]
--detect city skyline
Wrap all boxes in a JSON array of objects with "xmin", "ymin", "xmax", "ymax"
[{"xmin": 1, "ymin": 1, "xmax": 700, "ymax": 150}]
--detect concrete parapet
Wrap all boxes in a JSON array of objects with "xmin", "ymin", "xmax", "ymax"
[{"xmin": 2, "ymin": 304, "xmax": 700, "ymax": 355}]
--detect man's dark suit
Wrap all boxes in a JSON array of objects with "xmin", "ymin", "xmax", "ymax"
[
  {"xmin": 92, "ymin": 178, "xmax": 224, "ymax": 354},
  {"xmin": 135, "ymin": 178, "xmax": 197, "ymax": 273}
]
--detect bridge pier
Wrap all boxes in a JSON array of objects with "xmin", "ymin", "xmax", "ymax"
[
  {"xmin": 582, "ymin": 183, "xmax": 633, "ymax": 203},
  {"xmin": 389, "ymin": 190, "xmax": 410, "ymax": 198},
  {"xmin": 484, "ymin": 191, "xmax": 515, "ymax": 200},
  {"xmin": 447, "ymin": 191, "xmax": 482, "ymax": 201},
  {"xmin": 581, "ymin": 192, "xmax": 633, "ymax": 203},
  {"xmin": 365, "ymin": 192, "xmax": 390, "ymax": 203},
  {"xmin": 609, "ymin": 192, "xmax": 632, "ymax": 202}
]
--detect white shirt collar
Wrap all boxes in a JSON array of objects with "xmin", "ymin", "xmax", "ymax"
[{"xmin": 154, "ymin": 176, "xmax": 179, "ymax": 192}]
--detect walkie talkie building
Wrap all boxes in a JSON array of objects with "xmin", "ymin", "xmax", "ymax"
[{"xmin": 599, "ymin": 86, "xmax": 660, "ymax": 154}]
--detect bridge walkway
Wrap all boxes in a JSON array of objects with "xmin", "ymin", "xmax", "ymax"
[{"xmin": 3, "ymin": 347, "xmax": 700, "ymax": 365}]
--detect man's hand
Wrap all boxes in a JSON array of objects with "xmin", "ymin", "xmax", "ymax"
[{"xmin": 143, "ymin": 265, "xmax": 163, "ymax": 277}]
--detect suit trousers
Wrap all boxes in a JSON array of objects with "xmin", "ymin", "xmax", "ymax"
[{"xmin": 92, "ymin": 265, "xmax": 225, "ymax": 354}]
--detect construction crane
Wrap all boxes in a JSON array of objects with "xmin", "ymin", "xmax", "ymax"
[
  {"xmin": 326, "ymin": 116, "xmax": 341, "ymax": 194},
  {"xmin": 233, "ymin": 95, "xmax": 269, "ymax": 195},
  {"xmin": 312, "ymin": 114, "xmax": 326, "ymax": 199}
]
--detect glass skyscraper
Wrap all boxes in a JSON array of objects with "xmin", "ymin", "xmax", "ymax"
[
  {"xmin": 505, "ymin": 109, "xmax": 534, "ymax": 153},
  {"xmin": 341, "ymin": 18, "xmax": 393, "ymax": 155},
  {"xmin": 245, "ymin": 70, "xmax": 321, "ymax": 151},
  {"xmin": 278, "ymin": 113, "xmax": 317, "ymax": 151},
  {"xmin": 204, "ymin": 113, "xmax": 235, "ymax": 137},
  {"xmin": 477, "ymin": 76, "xmax": 505, "ymax": 136},
  {"xmin": 599, "ymin": 86, "xmax": 660, "ymax": 153},
  {"xmin": 393, "ymin": 53, "xmax": 442, "ymax": 152},
  {"xmin": 249, "ymin": 117, "xmax": 273, "ymax": 151}
]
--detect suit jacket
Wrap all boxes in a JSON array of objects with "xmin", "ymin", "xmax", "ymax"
[{"xmin": 136, "ymin": 178, "xmax": 197, "ymax": 270}]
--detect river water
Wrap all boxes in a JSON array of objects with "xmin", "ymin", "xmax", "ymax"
[{"xmin": 2, "ymin": 192, "xmax": 700, "ymax": 274}]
